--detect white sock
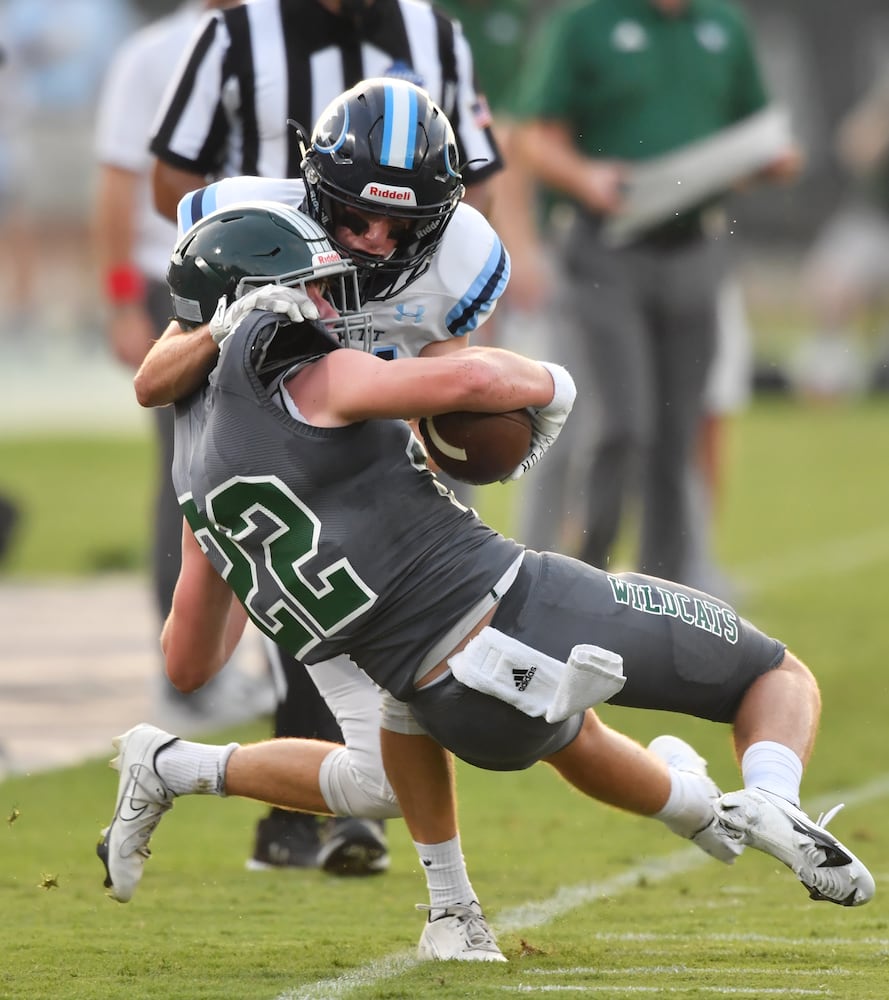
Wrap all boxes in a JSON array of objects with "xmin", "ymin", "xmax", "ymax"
[
  {"xmin": 741, "ymin": 741, "xmax": 803, "ymax": 806},
  {"xmin": 654, "ymin": 768, "xmax": 713, "ymax": 837},
  {"xmin": 413, "ymin": 835, "xmax": 476, "ymax": 916},
  {"xmin": 154, "ymin": 739, "xmax": 240, "ymax": 797}
]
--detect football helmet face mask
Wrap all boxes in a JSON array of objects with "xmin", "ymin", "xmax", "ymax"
[
  {"xmin": 166, "ymin": 201, "xmax": 374, "ymax": 350},
  {"xmin": 300, "ymin": 78, "xmax": 464, "ymax": 301}
]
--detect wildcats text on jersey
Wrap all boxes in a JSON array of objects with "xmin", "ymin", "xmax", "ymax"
[{"xmin": 607, "ymin": 575, "xmax": 739, "ymax": 644}]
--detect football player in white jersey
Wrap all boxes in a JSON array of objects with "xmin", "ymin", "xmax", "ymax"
[
  {"xmin": 158, "ymin": 79, "xmax": 508, "ymax": 380},
  {"xmin": 177, "ymin": 172, "xmax": 507, "ymax": 361}
]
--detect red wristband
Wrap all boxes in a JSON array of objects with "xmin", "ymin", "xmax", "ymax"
[{"xmin": 106, "ymin": 265, "xmax": 146, "ymax": 305}]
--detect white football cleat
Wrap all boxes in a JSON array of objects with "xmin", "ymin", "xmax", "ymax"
[
  {"xmin": 96, "ymin": 723, "xmax": 177, "ymax": 902},
  {"xmin": 716, "ymin": 788, "xmax": 875, "ymax": 906},
  {"xmin": 648, "ymin": 734, "xmax": 744, "ymax": 865},
  {"xmin": 416, "ymin": 901, "xmax": 507, "ymax": 962}
]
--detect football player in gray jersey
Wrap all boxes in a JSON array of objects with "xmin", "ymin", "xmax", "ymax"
[
  {"xmin": 98, "ymin": 204, "xmax": 873, "ymax": 964},
  {"xmin": 142, "ymin": 78, "xmax": 505, "ymax": 882},
  {"xmin": 134, "ymin": 80, "xmax": 520, "ymax": 942}
]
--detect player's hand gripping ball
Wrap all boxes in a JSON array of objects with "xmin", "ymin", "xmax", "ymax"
[{"xmin": 418, "ymin": 409, "xmax": 533, "ymax": 485}]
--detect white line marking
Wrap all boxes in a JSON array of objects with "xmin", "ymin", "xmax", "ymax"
[
  {"xmin": 499, "ymin": 987, "xmax": 831, "ymax": 995},
  {"xmin": 276, "ymin": 759, "xmax": 889, "ymax": 999},
  {"xmin": 523, "ymin": 967, "xmax": 848, "ymax": 976},
  {"xmin": 736, "ymin": 528, "xmax": 889, "ymax": 594},
  {"xmin": 590, "ymin": 931, "xmax": 889, "ymax": 946}
]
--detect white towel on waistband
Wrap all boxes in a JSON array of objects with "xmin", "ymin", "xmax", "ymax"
[
  {"xmin": 545, "ymin": 645, "xmax": 625, "ymax": 723},
  {"xmin": 449, "ymin": 627, "xmax": 625, "ymax": 721}
]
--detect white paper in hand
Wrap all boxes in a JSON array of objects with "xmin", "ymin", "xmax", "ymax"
[{"xmin": 605, "ymin": 106, "xmax": 794, "ymax": 245}]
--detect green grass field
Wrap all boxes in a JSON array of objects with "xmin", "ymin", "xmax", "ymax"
[{"xmin": 2, "ymin": 396, "xmax": 889, "ymax": 998}]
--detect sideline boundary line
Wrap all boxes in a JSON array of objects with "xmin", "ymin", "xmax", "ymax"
[
  {"xmin": 735, "ymin": 527, "xmax": 889, "ymax": 594},
  {"xmin": 276, "ymin": 773, "xmax": 889, "ymax": 1000}
]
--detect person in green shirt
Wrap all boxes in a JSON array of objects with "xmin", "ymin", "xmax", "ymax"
[
  {"xmin": 434, "ymin": 0, "xmax": 530, "ymax": 115},
  {"xmin": 513, "ymin": 0, "xmax": 800, "ymax": 584}
]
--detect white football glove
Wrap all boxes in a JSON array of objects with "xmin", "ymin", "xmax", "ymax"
[
  {"xmin": 208, "ymin": 284, "xmax": 320, "ymax": 346},
  {"xmin": 504, "ymin": 362, "xmax": 577, "ymax": 482}
]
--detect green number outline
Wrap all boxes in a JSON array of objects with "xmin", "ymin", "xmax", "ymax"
[{"xmin": 181, "ymin": 475, "xmax": 377, "ymax": 659}]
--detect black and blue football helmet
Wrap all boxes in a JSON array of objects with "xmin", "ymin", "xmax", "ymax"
[{"xmin": 299, "ymin": 78, "xmax": 464, "ymax": 301}]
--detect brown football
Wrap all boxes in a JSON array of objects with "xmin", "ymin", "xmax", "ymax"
[{"xmin": 418, "ymin": 409, "xmax": 533, "ymax": 485}]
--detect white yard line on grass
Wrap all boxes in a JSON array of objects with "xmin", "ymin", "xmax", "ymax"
[
  {"xmin": 499, "ymin": 988, "xmax": 833, "ymax": 995},
  {"xmin": 520, "ymin": 965, "xmax": 851, "ymax": 975},
  {"xmin": 736, "ymin": 527, "xmax": 889, "ymax": 594},
  {"xmin": 503, "ymin": 963, "xmax": 852, "ymax": 995},
  {"xmin": 276, "ymin": 774, "xmax": 889, "ymax": 1000}
]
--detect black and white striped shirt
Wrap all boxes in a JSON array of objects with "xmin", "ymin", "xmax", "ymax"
[{"xmin": 149, "ymin": 0, "xmax": 502, "ymax": 185}]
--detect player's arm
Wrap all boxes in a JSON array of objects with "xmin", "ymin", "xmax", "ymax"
[
  {"xmin": 134, "ymin": 320, "xmax": 218, "ymax": 407},
  {"xmin": 417, "ymin": 334, "xmax": 470, "ymax": 358},
  {"xmin": 296, "ymin": 347, "xmax": 576, "ymax": 480},
  {"xmin": 162, "ymin": 521, "xmax": 248, "ymax": 692},
  {"xmin": 293, "ymin": 346, "xmax": 562, "ymax": 423},
  {"xmin": 136, "ymin": 277, "xmax": 321, "ymax": 408},
  {"xmin": 135, "ymin": 280, "xmax": 321, "ymax": 407},
  {"xmin": 429, "ymin": 204, "xmax": 510, "ymax": 343}
]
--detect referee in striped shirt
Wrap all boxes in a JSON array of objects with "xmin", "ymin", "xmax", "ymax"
[
  {"xmin": 150, "ymin": 0, "xmax": 502, "ymax": 219},
  {"xmin": 148, "ymin": 0, "xmax": 503, "ymax": 876}
]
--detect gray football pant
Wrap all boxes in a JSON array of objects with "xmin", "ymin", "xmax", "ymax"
[{"xmin": 518, "ymin": 221, "xmax": 726, "ymax": 583}]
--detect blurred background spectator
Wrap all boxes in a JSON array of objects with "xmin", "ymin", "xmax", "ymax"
[
  {"xmin": 0, "ymin": 0, "xmax": 136, "ymax": 351},
  {"xmin": 3, "ymin": 1, "xmax": 889, "ymax": 603},
  {"xmin": 684, "ymin": 273, "xmax": 756, "ymax": 597},
  {"xmin": 93, "ymin": 0, "xmax": 272, "ymax": 730},
  {"xmin": 512, "ymin": 0, "xmax": 802, "ymax": 585},
  {"xmin": 2, "ymin": 0, "xmax": 889, "ymax": 358},
  {"xmin": 793, "ymin": 63, "xmax": 889, "ymax": 401}
]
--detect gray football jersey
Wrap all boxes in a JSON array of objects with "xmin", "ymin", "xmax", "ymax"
[{"xmin": 173, "ymin": 313, "xmax": 523, "ymax": 699}]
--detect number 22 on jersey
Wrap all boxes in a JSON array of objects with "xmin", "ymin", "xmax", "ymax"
[{"xmin": 180, "ymin": 477, "xmax": 378, "ymax": 659}]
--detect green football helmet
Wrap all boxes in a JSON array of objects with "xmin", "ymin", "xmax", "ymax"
[{"xmin": 166, "ymin": 200, "xmax": 373, "ymax": 349}]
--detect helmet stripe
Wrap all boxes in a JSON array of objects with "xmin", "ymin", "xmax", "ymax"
[
  {"xmin": 279, "ymin": 204, "xmax": 328, "ymax": 241},
  {"xmin": 380, "ymin": 83, "xmax": 417, "ymax": 170}
]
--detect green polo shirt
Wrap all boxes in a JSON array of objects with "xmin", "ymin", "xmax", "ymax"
[
  {"xmin": 516, "ymin": 0, "xmax": 769, "ymax": 160},
  {"xmin": 437, "ymin": 0, "xmax": 534, "ymax": 114}
]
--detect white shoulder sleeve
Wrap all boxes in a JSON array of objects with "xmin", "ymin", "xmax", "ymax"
[
  {"xmin": 435, "ymin": 203, "xmax": 511, "ymax": 336},
  {"xmin": 176, "ymin": 177, "xmax": 308, "ymax": 235}
]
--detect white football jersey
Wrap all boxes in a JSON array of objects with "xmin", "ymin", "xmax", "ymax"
[{"xmin": 176, "ymin": 176, "xmax": 510, "ymax": 358}]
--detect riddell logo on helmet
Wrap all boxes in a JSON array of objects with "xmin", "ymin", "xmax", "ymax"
[
  {"xmin": 361, "ymin": 183, "xmax": 417, "ymax": 206},
  {"xmin": 312, "ymin": 251, "xmax": 342, "ymax": 266}
]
